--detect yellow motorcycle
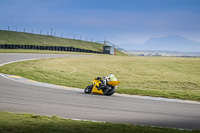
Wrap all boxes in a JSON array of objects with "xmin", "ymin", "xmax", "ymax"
[{"xmin": 84, "ymin": 77, "xmax": 120, "ymax": 96}]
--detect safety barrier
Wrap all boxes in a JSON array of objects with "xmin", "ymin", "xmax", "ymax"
[{"xmin": 0, "ymin": 44, "xmax": 102, "ymax": 54}]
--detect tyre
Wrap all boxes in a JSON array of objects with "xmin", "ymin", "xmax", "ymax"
[
  {"xmin": 84, "ymin": 85, "xmax": 93, "ymax": 94},
  {"xmin": 103, "ymin": 86, "xmax": 116, "ymax": 96}
]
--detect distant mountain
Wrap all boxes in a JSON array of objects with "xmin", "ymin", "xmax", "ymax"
[{"xmin": 117, "ymin": 35, "xmax": 200, "ymax": 52}]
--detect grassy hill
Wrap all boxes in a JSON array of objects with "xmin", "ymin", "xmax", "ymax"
[{"xmin": 0, "ymin": 30, "xmax": 106, "ymax": 52}]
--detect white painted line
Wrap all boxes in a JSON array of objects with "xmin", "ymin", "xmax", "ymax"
[
  {"xmin": 63, "ymin": 118, "xmax": 106, "ymax": 123},
  {"xmin": 0, "ymin": 58, "xmax": 41, "ymax": 67},
  {"xmin": 114, "ymin": 93, "xmax": 200, "ymax": 105},
  {"xmin": 0, "ymin": 73, "xmax": 83, "ymax": 93}
]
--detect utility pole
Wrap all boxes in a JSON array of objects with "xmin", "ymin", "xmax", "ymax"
[
  {"xmin": 51, "ymin": 28, "xmax": 53, "ymax": 36},
  {"xmin": 8, "ymin": 26, "xmax": 9, "ymax": 31},
  {"xmin": 104, "ymin": 36, "xmax": 107, "ymax": 44}
]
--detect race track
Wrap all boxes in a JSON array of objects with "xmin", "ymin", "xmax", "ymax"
[{"xmin": 0, "ymin": 53, "xmax": 200, "ymax": 130}]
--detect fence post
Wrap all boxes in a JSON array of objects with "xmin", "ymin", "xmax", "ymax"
[{"xmin": 51, "ymin": 28, "xmax": 53, "ymax": 36}]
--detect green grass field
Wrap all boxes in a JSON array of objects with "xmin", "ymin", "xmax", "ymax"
[
  {"xmin": 0, "ymin": 30, "xmax": 105, "ymax": 51},
  {"xmin": 0, "ymin": 55, "xmax": 200, "ymax": 101},
  {"xmin": 0, "ymin": 111, "xmax": 199, "ymax": 133},
  {"xmin": 0, "ymin": 30, "xmax": 126, "ymax": 56}
]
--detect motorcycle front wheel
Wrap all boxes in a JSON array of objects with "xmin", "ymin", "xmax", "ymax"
[{"xmin": 84, "ymin": 85, "xmax": 93, "ymax": 94}]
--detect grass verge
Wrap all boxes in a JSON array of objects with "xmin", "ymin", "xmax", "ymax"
[
  {"xmin": 0, "ymin": 55, "xmax": 200, "ymax": 101},
  {"xmin": 0, "ymin": 111, "xmax": 199, "ymax": 133}
]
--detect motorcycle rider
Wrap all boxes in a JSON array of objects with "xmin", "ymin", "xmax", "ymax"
[
  {"xmin": 108, "ymin": 73, "xmax": 117, "ymax": 81},
  {"xmin": 103, "ymin": 73, "xmax": 117, "ymax": 86}
]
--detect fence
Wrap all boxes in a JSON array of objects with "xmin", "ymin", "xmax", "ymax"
[
  {"xmin": 1, "ymin": 26, "xmax": 104, "ymax": 42},
  {"xmin": 0, "ymin": 44, "xmax": 102, "ymax": 54}
]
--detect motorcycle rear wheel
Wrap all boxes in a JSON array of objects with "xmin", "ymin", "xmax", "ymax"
[{"xmin": 103, "ymin": 86, "xmax": 116, "ymax": 96}]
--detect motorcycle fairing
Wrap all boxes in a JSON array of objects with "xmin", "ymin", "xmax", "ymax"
[
  {"xmin": 91, "ymin": 79, "xmax": 104, "ymax": 94},
  {"xmin": 107, "ymin": 81, "xmax": 121, "ymax": 86}
]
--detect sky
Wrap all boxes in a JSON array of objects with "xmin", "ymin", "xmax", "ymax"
[{"xmin": 0, "ymin": 0, "xmax": 200, "ymax": 46}]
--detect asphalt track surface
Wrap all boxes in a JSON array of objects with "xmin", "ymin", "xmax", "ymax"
[{"xmin": 0, "ymin": 53, "xmax": 200, "ymax": 130}]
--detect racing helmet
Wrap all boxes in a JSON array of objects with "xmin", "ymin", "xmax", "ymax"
[{"xmin": 109, "ymin": 73, "xmax": 115, "ymax": 79}]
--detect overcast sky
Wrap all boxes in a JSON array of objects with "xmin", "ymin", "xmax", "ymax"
[{"xmin": 0, "ymin": 0, "xmax": 200, "ymax": 45}]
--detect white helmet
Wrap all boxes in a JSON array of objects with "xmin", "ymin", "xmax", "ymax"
[
  {"xmin": 109, "ymin": 73, "xmax": 114, "ymax": 79},
  {"xmin": 108, "ymin": 73, "xmax": 117, "ymax": 81}
]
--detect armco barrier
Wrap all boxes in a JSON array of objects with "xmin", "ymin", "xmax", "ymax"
[{"xmin": 0, "ymin": 44, "xmax": 102, "ymax": 54}]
